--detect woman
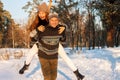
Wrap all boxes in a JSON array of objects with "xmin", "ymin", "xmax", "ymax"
[{"xmin": 19, "ymin": 2, "xmax": 84, "ymax": 80}]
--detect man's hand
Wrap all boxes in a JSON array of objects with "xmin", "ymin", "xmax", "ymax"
[
  {"xmin": 37, "ymin": 25, "xmax": 45, "ymax": 32},
  {"xmin": 58, "ymin": 27, "xmax": 65, "ymax": 34}
]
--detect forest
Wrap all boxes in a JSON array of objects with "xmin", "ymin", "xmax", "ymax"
[{"xmin": 0, "ymin": 0, "xmax": 120, "ymax": 49}]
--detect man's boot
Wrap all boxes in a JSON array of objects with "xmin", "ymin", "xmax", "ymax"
[
  {"xmin": 74, "ymin": 69, "xmax": 85, "ymax": 80},
  {"xmin": 19, "ymin": 62, "xmax": 30, "ymax": 74}
]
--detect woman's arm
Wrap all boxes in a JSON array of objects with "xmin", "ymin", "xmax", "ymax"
[
  {"xmin": 29, "ymin": 15, "xmax": 39, "ymax": 31},
  {"xmin": 59, "ymin": 26, "xmax": 66, "ymax": 42}
]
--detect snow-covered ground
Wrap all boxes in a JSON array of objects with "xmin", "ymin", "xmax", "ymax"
[{"xmin": 0, "ymin": 47, "xmax": 120, "ymax": 80}]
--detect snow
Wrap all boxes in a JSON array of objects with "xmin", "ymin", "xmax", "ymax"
[{"xmin": 0, "ymin": 47, "xmax": 120, "ymax": 80}]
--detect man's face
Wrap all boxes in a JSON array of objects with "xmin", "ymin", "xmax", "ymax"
[{"xmin": 49, "ymin": 17, "xmax": 59, "ymax": 28}]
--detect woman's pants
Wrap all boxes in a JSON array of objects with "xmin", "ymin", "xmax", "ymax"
[{"xmin": 25, "ymin": 43, "xmax": 77, "ymax": 71}]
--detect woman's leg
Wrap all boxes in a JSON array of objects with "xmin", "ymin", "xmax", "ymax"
[
  {"xmin": 26, "ymin": 43, "xmax": 38, "ymax": 65},
  {"xmin": 19, "ymin": 43, "xmax": 38, "ymax": 74},
  {"xmin": 58, "ymin": 43, "xmax": 77, "ymax": 71},
  {"xmin": 58, "ymin": 43, "xmax": 84, "ymax": 80}
]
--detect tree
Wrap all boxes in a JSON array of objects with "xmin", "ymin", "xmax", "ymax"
[
  {"xmin": 0, "ymin": 1, "xmax": 16, "ymax": 48},
  {"xmin": 0, "ymin": 1, "xmax": 4, "ymax": 47},
  {"xmin": 92, "ymin": 0, "xmax": 120, "ymax": 47},
  {"xmin": 2, "ymin": 10, "xmax": 13, "ymax": 47},
  {"xmin": 84, "ymin": 0, "xmax": 96, "ymax": 50},
  {"xmin": 52, "ymin": 0, "xmax": 84, "ymax": 49}
]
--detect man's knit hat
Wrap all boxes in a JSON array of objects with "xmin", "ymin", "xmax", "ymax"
[
  {"xmin": 38, "ymin": 2, "xmax": 49, "ymax": 13},
  {"xmin": 48, "ymin": 13, "xmax": 59, "ymax": 20}
]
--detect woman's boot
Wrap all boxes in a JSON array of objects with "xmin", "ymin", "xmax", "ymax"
[
  {"xmin": 74, "ymin": 69, "xmax": 85, "ymax": 80},
  {"xmin": 19, "ymin": 61, "xmax": 30, "ymax": 74}
]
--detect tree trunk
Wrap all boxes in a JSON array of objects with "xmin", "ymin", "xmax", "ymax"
[
  {"xmin": 106, "ymin": 27, "xmax": 115, "ymax": 47},
  {"xmin": 115, "ymin": 31, "xmax": 120, "ymax": 47}
]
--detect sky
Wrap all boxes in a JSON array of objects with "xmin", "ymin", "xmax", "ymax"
[
  {"xmin": 1, "ymin": 0, "xmax": 102, "ymax": 27},
  {"xmin": 1, "ymin": 0, "xmax": 30, "ymax": 20},
  {"xmin": 0, "ymin": 47, "xmax": 120, "ymax": 80},
  {"xmin": 1, "ymin": 0, "xmax": 48, "ymax": 21}
]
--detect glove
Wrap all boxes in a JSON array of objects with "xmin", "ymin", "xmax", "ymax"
[
  {"xmin": 30, "ymin": 29, "xmax": 37, "ymax": 37},
  {"xmin": 37, "ymin": 25, "xmax": 45, "ymax": 32}
]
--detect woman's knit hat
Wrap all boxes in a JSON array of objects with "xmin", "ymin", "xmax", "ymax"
[{"xmin": 38, "ymin": 2, "xmax": 49, "ymax": 13}]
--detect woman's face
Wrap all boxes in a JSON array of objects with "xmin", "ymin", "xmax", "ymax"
[{"xmin": 38, "ymin": 11, "xmax": 47, "ymax": 20}]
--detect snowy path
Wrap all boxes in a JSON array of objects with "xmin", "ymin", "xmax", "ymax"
[{"xmin": 0, "ymin": 47, "xmax": 120, "ymax": 80}]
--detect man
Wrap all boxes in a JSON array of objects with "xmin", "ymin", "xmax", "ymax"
[{"xmin": 37, "ymin": 13, "xmax": 66, "ymax": 80}]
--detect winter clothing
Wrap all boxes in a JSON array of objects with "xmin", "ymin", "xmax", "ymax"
[
  {"xmin": 37, "ymin": 18, "xmax": 49, "ymax": 27},
  {"xmin": 19, "ymin": 62, "xmax": 30, "ymax": 74},
  {"xmin": 26, "ymin": 43, "xmax": 38, "ymax": 65},
  {"xmin": 19, "ymin": 18, "xmax": 49, "ymax": 74},
  {"xmin": 48, "ymin": 13, "xmax": 59, "ymax": 20},
  {"xmin": 37, "ymin": 23, "xmax": 65, "ymax": 80},
  {"xmin": 37, "ymin": 25, "xmax": 66, "ymax": 59},
  {"xmin": 39, "ymin": 57, "xmax": 58, "ymax": 80},
  {"xmin": 38, "ymin": 2, "xmax": 49, "ymax": 13},
  {"xmin": 58, "ymin": 43, "xmax": 77, "ymax": 71},
  {"xmin": 30, "ymin": 18, "xmax": 49, "ymax": 47},
  {"xmin": 74, "ymin": 69, "xmax": 85, "ymax": 80}
]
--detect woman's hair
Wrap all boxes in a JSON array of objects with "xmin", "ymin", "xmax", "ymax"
[
  {"xmin": 29, "ymin": 2, "xmax": 51, "ymax": 31},
  {"xmin": 29, "ymin": 12, "xmax": 49, "ymax": 31}
]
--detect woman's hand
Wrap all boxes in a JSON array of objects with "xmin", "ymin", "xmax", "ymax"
[
  {"xmin": 37, "ymin": 25, "xmax": 45, "ymax": 32},
  {"xmin": 58, "ymin": 27, "xmax": 65, "ymax": 34}
]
